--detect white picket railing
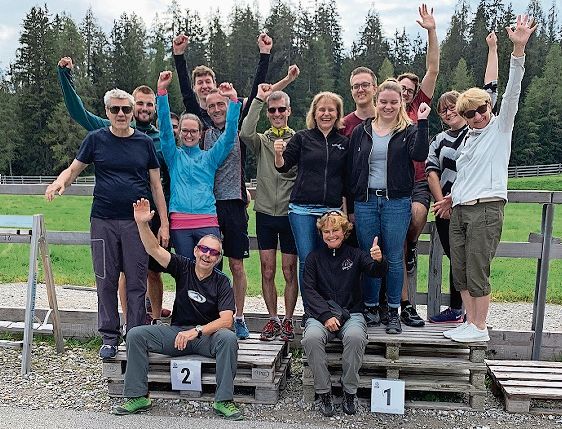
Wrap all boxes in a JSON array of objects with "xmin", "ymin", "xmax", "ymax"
[{"xmin": 508, "ymin": 163, "xmax": 562, "ymax": 178}]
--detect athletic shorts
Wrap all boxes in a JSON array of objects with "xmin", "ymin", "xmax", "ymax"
[
  {"xmin": 412, "ymin": 180, "xmax": 431, "ymax": 210},
  {"xmin": 216, "ymin": 199, "xmax": 250, "ymax": 259},
  {"xmin": 255, "ymin": 212, "xmax": 297, "ymax": 255}
]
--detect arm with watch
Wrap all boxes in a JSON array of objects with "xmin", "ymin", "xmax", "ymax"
[{"xmin": 174, "ymin": 309, "xmax": 234, "ymax": 351}]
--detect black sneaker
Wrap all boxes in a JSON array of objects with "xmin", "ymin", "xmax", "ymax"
[
  {"xmin": 300, "ymin": 314, "xmax": 308, "ymax": 329},
  {"xmin": 363, "ymin": 306, "xmax": 380, "ymax": 326},
  {"xmin": 406, "ymin": 244, "xmax": 417, "ymax": 274},
  {"xmin": 401, "ymin": 304, "xmax": 425, "ymax": 327},
  {"xmin": 379, "ymin": 303, "xmax": 389, "ymax": 325},
  {"xmin": 318, "ymin": 392, "xmax": 334, "ymax": 417},
  {"xmin": 342, "ymin": 391, "xmax": 357, "ymax": 415},
  {"xmin": 386, "ymin": 311, "xmax": 402, "ymax": 334}
]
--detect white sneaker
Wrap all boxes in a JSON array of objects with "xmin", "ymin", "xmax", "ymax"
[
  {"xmin": 450, "ymin": 323, "xmax": 489, "ymax": 343},
  {"xmin": 443, "ymin": 322, "xmax": 469, "ymax": 339}
]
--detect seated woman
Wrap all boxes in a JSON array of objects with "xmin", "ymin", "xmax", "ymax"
[
  {"xmin": 156, "ymin": 71, "xmax": 241, "ymax": 259},
  {"xmin": 301, "ymin": 211, "xmax": 387, "ymax": 417}
]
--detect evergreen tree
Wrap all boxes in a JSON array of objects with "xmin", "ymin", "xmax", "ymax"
[
  {"xmin": 467, "ymin": 0, "xmax": 490, "ymax": 85},
  {"xmin": 378, "ymin": 58, "xmax": 395, "ymax": 81},
  {"xmin": 439, "ymin": 0, "xmax": 470, "ymax": 84},
  {"xmin": 450, "ymin": 58, "xmax": 474, "ymax": 91},
  {"xmin": 207, "ymin": 12, "xmax": 228, "ymax": 83},
  {"xmin": 264, "ymin": 0, "xmax": 296, "ymax": 84},
  {"xmin": 352, "ymin": 8, "xmax": 390, "ymax": 77},
  {"xmin": 0, "ymin": 89, "xmax": 21, "ymax": 175},
  {"xmin": 390, "ymin": 28, "xmax": 411, "ymax": 75},
  {"xmin": 313, "ymin": 0, "xmax": 344, "ymax": 88}
]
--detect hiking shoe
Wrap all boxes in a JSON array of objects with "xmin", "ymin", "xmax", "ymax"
[
  {"xmin": 280, "ymin": 318, "xmax": 295, "ymax": 342},
  {"xmin": 400, "ymin": 304, "xmax": 425, "ymax": 327},
  {"xmin": 213, "ymin": 400, "xmax": 243, "ymax": 420},
  {"xmin": 386, "ymin": 311, "xmax": 402, "ymax": 334},
  {"xmin": 406, "ymin": 244, "xmax": 417, "ymax": 274},
  {"xmin": 260, "ymin": 319, "xmax": 281, "ymax": 341},
  {"xmin": 99, "ymin": 344, "xmax": 118, "ymax": 359},
  {"xmin": 342, "ymin": 391, "xmax": 357, "ymax": 415},
  {"xmin": 450, "ymin": 323, "xmax": 489, "ymax": 343},
  {"xmin": 443, "ymin": 321, "xmax": 469, "ymax": 339},
  {"xmin": 318, "ymin": 392, "xmax": 334, "ymax": 417},
  {"xmin": 112, "ymin": 396, "xmax": 152, "ymax": 415},
  {"xmin": 234, "ymin": 319, "xmax": 250, "ymax": 340},
  {"xmin": 379, "ymin": 303, "xmax": 389, "ymax": 325},
  {"xmin": 429, "ymin": 307, "xmax": 463, "ymax": 324},
  {"xmin": 363, "ymin": 306, "xmax": 380, "ymax": 326}
]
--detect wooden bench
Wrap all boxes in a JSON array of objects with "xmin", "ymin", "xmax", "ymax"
[
  {"xmin": 104, "ymin": 334, "xmax": 291, "ymax": 404},
  {"xmin": 302, "ymin": 323, "xmax": 487, "ymax": 410},
  {"xmin": 487, "ymin": 359, "xmax": 562, "ymax": 413}
]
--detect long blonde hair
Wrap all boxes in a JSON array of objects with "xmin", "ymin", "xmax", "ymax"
[
  {"xmin": 305, "ymin": 92, "xmax": 344, "ymax": 130},
  {"xmin": 373, "ymin": 79, "xmax": 412, "ymax": 132}
]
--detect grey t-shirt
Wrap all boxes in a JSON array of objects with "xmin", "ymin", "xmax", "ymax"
[
  {"xmin": 368, "ymin": 132, "xmax": 391, "ymax": 189},
  {"xmin": 204, "ymin": 126, "xmax": 242, "ymax": 201}
]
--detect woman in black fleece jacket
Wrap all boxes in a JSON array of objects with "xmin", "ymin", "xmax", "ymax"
[{"xmin": 301, "ymin": 211, "xmax": 387, "ymax": 417}]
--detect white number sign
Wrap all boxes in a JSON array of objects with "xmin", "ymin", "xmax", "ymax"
[
  {"xmin": 371, "ymin": 378, "xmax": 405, "ymax": 414},
  {"xmin": 170, "ymin": 359, "xmax": 202, "ymax": 392}
]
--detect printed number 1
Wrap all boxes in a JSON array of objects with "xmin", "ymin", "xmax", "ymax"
[
  {"xmin": 383, "ymin": 388, "xmax": 391, "ymax": 406},
  {"xmin": 181, "ymin": 367, "xmax": 191, "ymax": 384}
]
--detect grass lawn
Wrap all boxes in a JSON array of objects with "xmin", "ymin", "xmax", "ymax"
[{"xmin": 0, "ymin": 175, "xmax": 560, "ymax": 302}]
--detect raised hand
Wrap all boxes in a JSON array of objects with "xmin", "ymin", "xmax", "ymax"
[
  {"xmin": 133, "ymin": 198, "xmax": 155, "ymax": 224},
  {"xmin": 370, "ymin": 236, "xmax": 382, "ymax": 262},
  {"xmin": 257, "ymin": 83, "xmax": 272, "ymax": 101},
  {"xmin": 486, "ymin": 31, "xmax": 497, "ymax": 49},
  {"xmin": 417, "ymin": 102, "xmax": 431, "ymax": 120},
  {"xmin": 58, "ymin": 57, "xmax": 74, "ymax": 69},
  {"xmin": 258, "ymin": 32, "xmax": 273, "ymax": 54},
  {"xmin": 218, "ymin": 82, "xmax": 238, "ymax": 102},
  {"xmin": 506, "ymin": 15, "xmax": 537, "ymax": 53},
  {"xmin": 45, "ymin": 181, "xmax": 65, "ymax": 201},
  {"xmin": 157, "ymin": 71, "xmax": 173, "ymax": 91},
  {"xmin": 287, "ymin": 64, "xmax": 300, "ymax": 82},
  {"xmin": 173, "ymin": 33, "xmax": 189, "ymax": 55},
  {"xmin": 416, "ymin": 3, "xmax": 436, "ymax": 31},
  {"xmin": 273, "ymin": 139, "xmax": 286, "ymax": 155}
]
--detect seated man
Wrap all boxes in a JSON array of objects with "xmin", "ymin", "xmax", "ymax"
[
  {"xmin": 112, "ymin": 198, "xmax": 241, "ymax": 421},
  {"xmin": 301, "ymin": 212, "xmax": 387, "ymax": 417}
]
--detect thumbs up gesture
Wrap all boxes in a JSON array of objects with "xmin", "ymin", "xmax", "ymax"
[{"xmin": 370, "ymin": 236, "xmax": 382, "ymax": 262}]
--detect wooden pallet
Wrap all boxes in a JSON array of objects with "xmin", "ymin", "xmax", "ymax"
[
  {"xmin": 104, "ymin": 334, "xmax": 291, "ymax": 405},
  {"xmin": 302, "ymin": 322, "xmax": 487, "ymax": 410},
  {"xmin": 487, "ymin": 359, "xmax": 562, "ymax": 413}
]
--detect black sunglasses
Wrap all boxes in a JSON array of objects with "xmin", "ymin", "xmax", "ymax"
[
  {"xmin": 320, "ymin": 210, "xmax": 344, "ymax": 219},
  {"xmin": 463, "ymin": 103, "xmax": 488, "ymax": 119},
  {"xmin": 267, "ymin": 106, "xmax": 288, "ymax": 114},
  {"xmin": 196, "ymin": 244, "xmax": 221, "ymax": 257},
  {"xmin": 109, "ymin": 105, "xmax": 133, "ymax": 114}
]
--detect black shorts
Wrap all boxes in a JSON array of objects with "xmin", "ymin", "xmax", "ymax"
[
  {"xmin": 147, "ymin": 211, "xmax": 169, "ymax": 273},
  {"xmin": 216, "ymin": 199, "xmax": 250, "ymax": 259},
  {"xmin": 412, "ymin": 180, "xmax": 431, "ymax": 210},
  {"xmin": 255, "ymin": 212, "xmax": 297, "ymax": 255}
]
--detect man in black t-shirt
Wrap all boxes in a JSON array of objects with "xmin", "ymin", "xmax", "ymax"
[{"xmin": 112, "ymin": 198, "xmax": 241, "ymax": 420}]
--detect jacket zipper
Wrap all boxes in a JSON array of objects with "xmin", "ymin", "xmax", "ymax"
[
  {"xmin": 362, "ymin": 123, "xmax": 373, "ymax": 203},
  {"xmin": 323, "ymin": 134, "xmax": 329, "ymax": 204}
]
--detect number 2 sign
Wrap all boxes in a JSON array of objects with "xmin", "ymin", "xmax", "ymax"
[
  {"xmin": 171, "ymin": 359, "xmax": 202, "ymax": 392},
  {"xmin": 371, "ymin": 378, "xmax": 405, "ymax": 414}
]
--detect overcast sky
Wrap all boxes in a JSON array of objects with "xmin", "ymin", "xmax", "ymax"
[{"xmin": 0, "ymin": 0, "xmax": 548, "ymax": 69}]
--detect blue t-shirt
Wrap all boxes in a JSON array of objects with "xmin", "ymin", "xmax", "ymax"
[{"xmin": 76, "ymin": 128, "xmax": 160, "ymax": 220}]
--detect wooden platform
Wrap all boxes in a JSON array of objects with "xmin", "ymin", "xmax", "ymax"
[
  {"xmin": 104, "ymin": 334, "xmax": 291, "ymax": 404},
  {"xmin": 302, "ymin": 322, "xmax": 487, "ymax": 410},
  {"xmin": 487, "ymin": 359, "xmax": 562, "ymax": 413}
]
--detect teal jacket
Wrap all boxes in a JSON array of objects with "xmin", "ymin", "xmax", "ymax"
[{"xmin": 157, "ymin": 94, "xmax": 241, "ymax": 215}]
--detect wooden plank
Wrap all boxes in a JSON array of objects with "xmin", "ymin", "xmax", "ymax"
[
  {"xmin": 489, "ymin": 366, "xmax": 562, "ymax": 374},
  {"xmin": 500, "ymin": 380, "xmax": 562, "ymax": 388},
  {"xmin": 0, "ymin": 340, "xmax": 23, "ymax": 349},
  {"xmin": 491, "ymin": 371, "xmax": 562, "ymax": 381},
  {"xmin": 507, "ymin": 190, "xmax": 553, "ymax": 204},
  {"xmin": 487, "ymin": 360, "xmax": 562, "ymax": 369},
  {"xmin": 503, "ymin": 386, "xmax": 562, "ymax": 400}
]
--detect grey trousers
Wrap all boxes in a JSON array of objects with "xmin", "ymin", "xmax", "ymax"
[
  {"xmin": 91, "ymin": 218, "xmax": 148, "ymax": 346},
  {"xmin": 123, "ymin": 325, "xmax": 239, "ymax": 401},
  {"xmin": 302, "ymin": 313, "xmax": 367, "ymax": 394}
]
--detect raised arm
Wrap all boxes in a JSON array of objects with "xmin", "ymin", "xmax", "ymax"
[
  {"xmin": 240, "ymin": 84, "xmax": 272, "ymax": 153},
  {"xmin": 133, "ymin": 198, "xmax": 171, "ymax": 268},
  {"xmin": 484, "ymin": 32, "xmax": 499, "ymax": 85},
  {"xmin": 156, "ymin": 70, "xmax": 178, "ymax": 167},
  {"xmin": 208, "ymin": 84, "xmax": 242, "ymax": 168},
  {"xmin": 57, "ymin": 57, "xmax": 110, "ymax": 131},
  {"xmin": 416, "ymin": 4, "xmax": 439, "ymax": 98},
  {"xmin": 270, "ymin": 64, "xmax": 300, "ymax": 93},
  {"xmin": 172, "ymin": 34, "xmax": 204, "ymax": 116}
]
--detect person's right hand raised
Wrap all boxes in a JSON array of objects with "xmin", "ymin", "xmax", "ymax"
[
  {"xmin": 58, "ymin": 57, "xmax": 74, "ymax": 69},
  {"xmin": 218, "ymin": 82, "xmax": 238, "ymax": 102},
  {"xmin": 257, "ymin": 83, "xmax": 272, "ymax": 101},
  {"xmin": 158, "ymin": 71, "xmax": 173, "ymax": 91},
  {"xmin": 486, "ymin": 31, "xmax": 497, "ymax": 49},
  {"xmin": 133, "ymin": 198, "xmax": 155, "ymax": 224},
  {"xmin": 257, "ymin": 32, "xmax": 273, "ymax": 54},
  {"xmin": 173, "ymin": 33, "xmax": 189, "ymax": 55}
]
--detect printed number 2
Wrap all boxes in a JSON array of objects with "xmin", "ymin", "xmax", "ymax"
[
  {"xmin": 181, "ymin": 367, "xmax": 191, "ymax": 384},
  {"xmin": 383, "ymin": 388, "xmax": 391, "ymax": 406}
]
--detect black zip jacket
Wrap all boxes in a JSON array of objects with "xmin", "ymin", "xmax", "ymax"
[
  {"xmin": 346, "ymin": 118, "xmax": 429, "ymax": 209},
  {"xmin": 303, "ymin": 243, "xmax": 388, "ymax": 324},
  {"xmin": 276, "ymin": 127, "xmax": 348, "ymax": 208}
]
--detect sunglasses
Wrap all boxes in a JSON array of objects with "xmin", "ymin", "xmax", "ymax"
[
  {"xmin": 267, "ymin": 106, "xmax": 288, "ymax": 114},
  {"xmin": 196, "ymin": 244, "xmax": 221, "ymax": 257},
  {"xmin": 320, "ymin": 210, "xmax": 344, "ymax": 219},
  {"xmin": 108, "ymin": 105, "xmax": 133, "ymax": 114},
  {"xmin": 463, "ymin": 103, "xmax": 488, "ymax": 119}
]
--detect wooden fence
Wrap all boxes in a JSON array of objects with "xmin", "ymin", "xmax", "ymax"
[{"xmin": 508, "ymin": 163, "xmax": 562, "ymax": 178}]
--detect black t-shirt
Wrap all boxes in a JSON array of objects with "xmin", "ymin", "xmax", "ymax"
[
  {"xmin": 165, "ymin": 254, "xmax": 235, "ymax": 327},
  {"xmin": 76, "ymin": 128, "xmax": 160, "ymax": 219}
]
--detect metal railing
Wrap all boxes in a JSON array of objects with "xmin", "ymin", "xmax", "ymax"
[{"xmin": 0, "ymin": 175, "xmax": 95, "ymax": 185}]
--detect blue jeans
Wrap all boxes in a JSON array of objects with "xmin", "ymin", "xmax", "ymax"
[
  {"xmin": 171, "ymin": 227, "xmax": 221, "ymax": 259},
  {"xmin": 354, "ymin": 197, "xmax": 411, "ymax": 308},
  {"xmin": 288, "ymin": 212, "xmax": 323, "ymax": 311}
]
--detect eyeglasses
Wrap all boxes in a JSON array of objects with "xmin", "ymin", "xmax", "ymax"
[
  {"xmin": 438, "ymin": 105, "xmax": 456, "ymax": 115},
  {"xmin": 196, "ymin": 244, "xmax": 222, "ymax": 257},
  {"xmin": 267, "ymin": 106, "xmax": 288, "ymax": 114},
  {"xmin": 401, "ymin": 86, "xmax": 415, "ymax": 96},
  {"xmin": 108, "ymin": 105, "xmax": 133, "ymax": 114},
  {"xmin": 180, "ymin": 128, "xmax": 200, "ymax": 135},
  {"xmin": 351, "ymin": 82, "xmax": 372, "ymax": 91},
  {"xmin": 320, "ymin": 210, "xmax": 344, "ymax": 219},
  {"xmin": 463, "ymin": 103, "xmax": 488, "ymax": 119}
]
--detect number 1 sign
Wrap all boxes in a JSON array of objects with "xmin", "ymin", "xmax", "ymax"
[
  {"xmin": 371, "ymin": 378, "xmax": 405, "ymax": 414},
  {"xmin": 171, "ymin": 359, "xmax": 202, "ymax": 392}
]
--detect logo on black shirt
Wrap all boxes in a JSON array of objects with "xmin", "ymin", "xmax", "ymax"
[
  {"xmin": 332, "ymin": 143, "xmax": 345, "ymax": 150},
  {"xmin": 188, "ymin": 290, "xmax": 207, "ymax": 303},
  {"xmin": 342, "ymin": 259, "xmax": 353, "ymax": 271}
]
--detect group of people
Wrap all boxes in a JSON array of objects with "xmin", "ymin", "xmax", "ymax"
[{"xmin": 44, "ymin": 3, "xmax": 536, "ymax": 419}]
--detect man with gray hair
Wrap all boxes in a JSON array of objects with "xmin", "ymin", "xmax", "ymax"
[{"xmin": 45, "ymin": 88, "xmax": 167, "ymax": 359}]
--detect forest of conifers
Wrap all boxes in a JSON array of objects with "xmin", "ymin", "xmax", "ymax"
[{"xmin": 0, "ymin": 0, "xmax": 560, "ymax": 177}]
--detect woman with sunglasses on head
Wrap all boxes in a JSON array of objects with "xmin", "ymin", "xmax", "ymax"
[
  {"xmin": 274, "ymin": 92, "xmax": 349, "ymax": 314},
  {"xmin": 302, "ymin": 211, "xmax": 387, "ymax": 416},
  {"xmin": 347, "ymin": 79, "xmax": 430, "ymax": 335},
  {"xmin": 156, "ymin": 70, "xmax": 241, "ymax": 260},
  {"xmin": 426, "ymin": 32, "xmax": 499, "ymax": 325},
  {"xmin": 434, "ymin": 16, "xmax": 536, "ymax": 343}
]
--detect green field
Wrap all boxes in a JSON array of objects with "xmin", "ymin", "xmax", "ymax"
[{"xmin": 0, "ymin": 174, "xmax": 561, "ymax": 302}]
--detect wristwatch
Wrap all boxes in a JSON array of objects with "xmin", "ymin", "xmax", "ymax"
[{"xmin": 195, "ymin": 325, "xmax": 203, "ymax": 338}]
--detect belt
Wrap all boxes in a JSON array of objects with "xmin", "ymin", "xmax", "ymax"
[
  {"xmin": 461, "ymin": 197, "xmax": 504, "ymax": 206},
  {"xmin": 368, "ymin": 188, "xmax": 387, "ymax": 197}
]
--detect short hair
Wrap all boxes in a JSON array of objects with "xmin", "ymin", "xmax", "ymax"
[
  {"xmin": 305, "ymin": 92, "xmax": 344, "ymax": 130},
  {"xmin": 192, "ymin": 65, "xmax": 216, "ymax": 84},
  {"xmin": 179, "ymin": 113, "xmax": 203, "ymax": 132},
  {"xmin": 316, "ymin": 211, "xmax": 354, "ymax": 239},
  {"xmin": 437, "ymin": 90, "xmax": 461, "ymax": 113},
  {"xmin": 456, "ymin": 88, "xmax": 492, "ymax": 117},
  {"xmin": 350, "ymin": 66, "xmax": 377, "ymax": 86},
  {"xmin": 205, "ymin": 88, "xmax": 228, "ymax": 104},
  {"xmin": 268, "ymin": 91, "xmax": 291, "ymax": 107},
  {"xmin": 103, "ymin": 88, "xmax": 134, "ymax": 108},
  {"xmin": 170, "ymin": 112, "xmax": 180, "ymax": 122},
  {"xmin": 397, "ymin": 72, "xmax": 420, "ymax": 94},
  {"xmin": 198, "ymin": 234, "xmax": 223, "ymax": 251},
  {"xmin": 132, "ymin": 85, "xmax": 155, "ymax": 99},
  {"xmin": 374, "ymin": 79, "xmax": 412, "ymax": 132}
]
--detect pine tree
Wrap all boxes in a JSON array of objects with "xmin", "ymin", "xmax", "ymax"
[
  {"xmin": 389, "ymin": 29, "xmax": 411, "ymax": 76},
  {"xmin": 439, "ymin": 0, "xmax": 470, "ymax": 85},
  {"xmin": 313, "ymin": 0, "xmax": 344, "ymax": 88},
  {"xmin": 207, "ymin": 13, "xmax": 228, "ymax": 84},
  {"xmin": 264, "ymin": 0, "xmax": 296, "ymax": 84},
  {"xmin": 467, "ymin": 0, "xmax": 490, "ymax": 85},
  {"xmin": 352, "ymin": 8, "xmax": 390, "ymax": 76},
  {"xmin": 378, "ymin": 58, "xmax": 395, "ymax": 81},
  {"xmin": 450, "ymin": 58, "xmax": 474, "ymax": 91}
]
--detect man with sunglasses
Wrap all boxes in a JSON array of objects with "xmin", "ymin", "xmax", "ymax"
[
  {"xmin": 113, "ymin": 198, "xmax": 241, "ymax": 420},
  {"xmin": 45, "ymin": 89, "xmax": 166, "ymax": 359}
]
